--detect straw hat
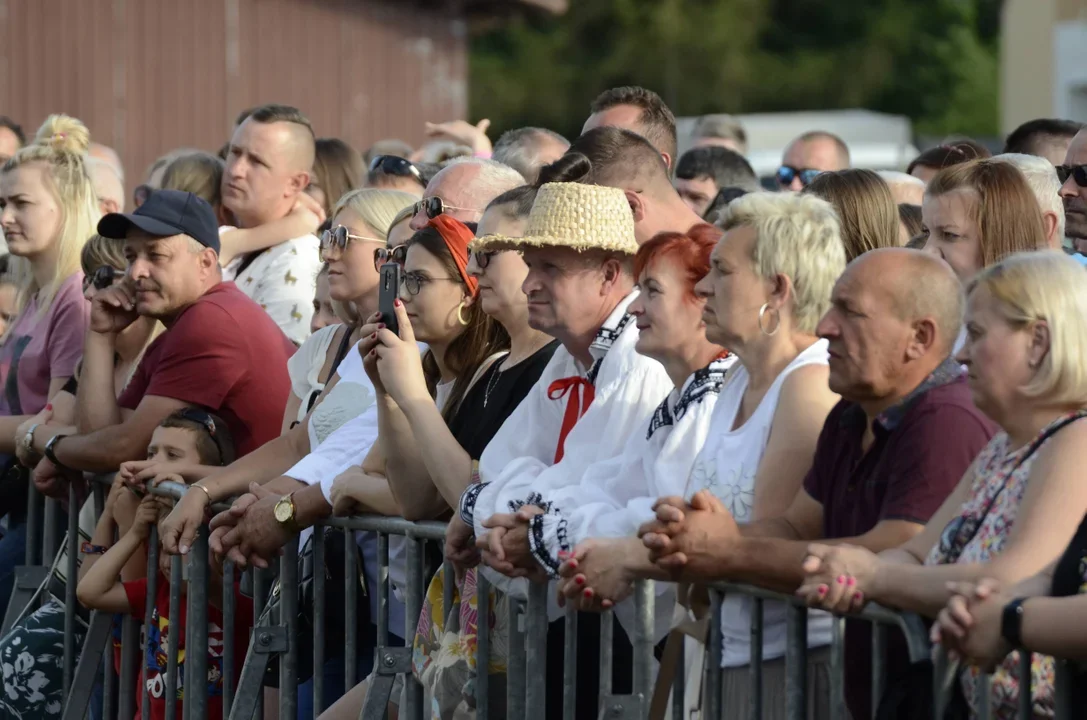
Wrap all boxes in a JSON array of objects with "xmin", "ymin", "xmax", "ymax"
[{"xmin": 470, "ymin": 182, "xmax": 638, "ymax": 255}]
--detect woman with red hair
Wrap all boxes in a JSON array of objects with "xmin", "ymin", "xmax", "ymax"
[{"xmin": 512, "ymin": 223, "xmax": 735, "ymax": 640}]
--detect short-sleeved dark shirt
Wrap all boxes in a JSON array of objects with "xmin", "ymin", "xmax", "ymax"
[
  {"xmin": 803, "ymin": 357, "xmax": 998, "ymax": 720},
  {"xmin": 119, "ymin": 282, "xmax": 296, "ymax": 457}
]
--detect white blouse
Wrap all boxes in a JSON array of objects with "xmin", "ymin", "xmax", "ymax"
[
  {"xmin": 686, "ymin": 340, "xmax": 832, "ymax": 667},
  {"xmin": 286, "ymin": 324, "xmax": 340, "ymax": 426}
]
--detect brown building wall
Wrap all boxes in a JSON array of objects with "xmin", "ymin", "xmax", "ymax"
[{"xmin": 0, "ymin": 0, "xmax": 467, "ymax": 195}]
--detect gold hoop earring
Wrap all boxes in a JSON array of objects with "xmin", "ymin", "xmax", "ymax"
[
  {"xmin": 758, "ymin": 303, "xmax": 780, "ymax": 336},
  {"xmin": 457, "ymin": 302, "xmax": 470, "ymax": 326}
]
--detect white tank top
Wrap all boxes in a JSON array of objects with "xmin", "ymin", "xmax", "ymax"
[{"xmin": 685, "ymin": 339, "xmax": 832, "ymax": 667}]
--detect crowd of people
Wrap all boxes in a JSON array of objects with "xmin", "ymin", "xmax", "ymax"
[{"xmin": 0, "ymin": 87, "xmax": 1086, "ymax": 720}]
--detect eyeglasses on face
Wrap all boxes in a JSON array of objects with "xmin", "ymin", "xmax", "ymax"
[
  {"xmin": 83, "ymin": 266, "xmax": 123, "ymax": 292},
  {"xmin": 320, "ymin": 225, "xmax": 385, "ymax": 253},
  {"xmin": 1057, "ymin": 164, "xmax": 1087, "ymax": 188},
  {"xmin": 469, "ymin": 247, "xmax": 523, "ymax": 270},
  {"xmin": 373, "ymin": 245, "xmax": 408, "ymax": 273},
  {"xmin": 414, "ymin": 196, "xmax": 479, "ymax": 220},
  {"xmin": 369, "ymin": 155, "xmax": 422, "ymax": 181},
  {"xmin": 400, "ymin": 272, "xmax": 459, "ymax": 297},
  {"xmin": 775, "ymin": 166, "xmax": 822, "ymax": 188}
]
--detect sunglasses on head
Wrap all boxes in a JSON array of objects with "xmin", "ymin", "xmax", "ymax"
[
  {"xmin": 176, "ymin": 408, "xmax": 227, "ymax": 466},
  {"xmin": 373, "ymin": 245, "xmax": 408, "ymax": 272},
  {"xmin": 320, "ymin": 225, "xmax": 385, "ymax": 253},
  {"xmin": 413, "ymin": 196, "xmax": 478, "ymax": 221},
  {"xmin": 369, "ymin": 155, "xmax": 423, "ymax": 181},
  {"xmin": 83, "ymin": 266, "xmax": 122, "ymax": 292},
  {"xmin": 775, "ymin": 166, "xmax": 822, "ymax": 188},
  {"xmin": 1058, "ymin": 164, "xmax": 1087, "ymax": 188}
]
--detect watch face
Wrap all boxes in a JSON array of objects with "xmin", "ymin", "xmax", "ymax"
[{"xmin": 273, "ymin": 498, "xmax": 292, "ymax": 523}]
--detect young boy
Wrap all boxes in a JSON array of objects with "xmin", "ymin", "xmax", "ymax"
[{"xmin": 77, "ymin": 409, "xmax": 252, "ymax": 720}]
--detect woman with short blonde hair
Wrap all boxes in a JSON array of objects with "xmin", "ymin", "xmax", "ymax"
[
  {"xmin": 803, "ymin": 168, "xmax": 900, "ymax": 260},
  {"xmin": 801, "ymin": 252, "xmax": 1087, "ymax": 718}
]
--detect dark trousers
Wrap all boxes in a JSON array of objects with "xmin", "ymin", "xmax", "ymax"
[{"xmin": 546, "ymin": 611, "xmax": 634, "ymax": 720}]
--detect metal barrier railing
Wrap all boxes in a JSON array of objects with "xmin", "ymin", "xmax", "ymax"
[{"xmin": 2, "ymin": 477, "xmax": 1083, "ymax": 719}]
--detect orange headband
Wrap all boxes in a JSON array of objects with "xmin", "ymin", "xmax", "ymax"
[{"xmin": 427, "ymin": 216, "xmax": 479, "ymax": 297}]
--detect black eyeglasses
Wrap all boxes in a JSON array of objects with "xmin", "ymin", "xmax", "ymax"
[
  {"xmin": 401, "ymin": 272, "xmax": 458, "ymax": 297},
  {"xmin": 413, "ymin": 196, "xmax": 479, "ymax": 221},
  {"xmin": 1058, "ymin": 164, "xmax": 1087, "ymax": 188},
  {"xmin": 775, "ymin": 166, "xmax": 822, "ymax": 188},
  {"xmin": 176, "ymin": 408, "xmax": 227, "ymax": 466},
  {"xmin": 320, "ymin": 225, "xmax": 384, "ymax": 253},
  {"xmin": 82, "ymin": 266, "xmax": 122, "ymax": 292},
  {"xmin": 469, "ymin": 247, "xmax": 522, "ymax": 270},
  {"xmin": 373, "ymin": 245, "xmax": 408, "ymax": 272},
  {"xmin": 369, "ymin": 155, "xmax": 423, "ymax": 181}
]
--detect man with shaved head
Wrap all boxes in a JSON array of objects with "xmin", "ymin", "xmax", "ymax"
[
  {"xmin": 408, "ymin": 157, "xmax": 524, "ymax": 231},
  {"xmin": 777, "ymin": 130, "xmax": 851, "ymax": 191},
  {"xmin": 543, "ymin": 126, "xmax": 702, "ymax": 243},
  {"xmin": 221, "ymin": 103, "xmax": 322, "ymax": 344},
  {"xmin": 90, "ymin": 142, "xmax": 125, "ymax": 184},
  {"xmin": 637, "ymin": 248, "xmax": 997, "ymax": 719}
]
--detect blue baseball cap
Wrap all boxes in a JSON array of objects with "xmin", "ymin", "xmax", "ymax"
[{"xmin": 98, "ymin": 189, "xmax": 220, "ymax": 253}]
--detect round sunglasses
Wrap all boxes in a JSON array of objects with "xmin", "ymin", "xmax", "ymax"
[
  {"xmin": 469, "ymin": 247, "xmax": 523, "ymax": 270},
  {"xmin": 373, "ymin": 245, "xmax": 408, "ymax": 272},
  {"xmin": 320, "ymin": 225, "xmax": 385, "ymax": 253}
]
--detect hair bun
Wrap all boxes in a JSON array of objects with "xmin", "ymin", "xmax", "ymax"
[
  {"xmin": 537, "ymin": 152, "xmax": 592, "ymax": 187},
  {"xmin": 34, "ymin": 114, "xmax": 91, "ymax": 156}
]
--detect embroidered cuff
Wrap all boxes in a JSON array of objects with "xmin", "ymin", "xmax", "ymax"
[
  {"xmin": 460, "ymin": 482, "xmax": 485, "ymax": 526},
  {"xmin": 527, "ymin": 511, "xmax": 571, "ymax": 579}
]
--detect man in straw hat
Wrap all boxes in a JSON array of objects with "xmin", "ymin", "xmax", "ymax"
[
  {"xmin": 541, "ymin": 127, "xmax": 705, "ymax": 245},
  {"xmin": 451, "ymin": 181, "xmax": 673, "ymax": 717}
]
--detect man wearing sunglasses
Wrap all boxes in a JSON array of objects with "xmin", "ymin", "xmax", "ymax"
[
  {"xmin": 1059, "ymin": 128, "xmax": 1087, "ymax": 257},
  {"xmin": 408, "ymin": 157, "xmax": 524, "ymax": 231},
  {"xmin": 776, "ymin": 130, "xmax": 851, "ymax": 191}
]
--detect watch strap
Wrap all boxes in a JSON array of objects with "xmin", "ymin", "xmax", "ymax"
[
  {"xmin": 23, "ymin": 423, "xmax": 41, "ymax": 452},
  {"xmin": 43, "ymin": 434, "xmax": 69, "ymax": 469},
  {"xmin": 1001, "ymin": 597, "xmax": 1028, "ymax": 648}
]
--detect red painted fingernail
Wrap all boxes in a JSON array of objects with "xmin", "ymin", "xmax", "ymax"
[
  {"xmin": 370, "ymin": 333, "xmax": 377, "ymax": 339},
  {"xmin": 817, "ymin": 585, "xmax": 828, "ymax": 596},
  {"xmin": 377, "ymin": 323, "xmax": 385, "ymax": 329},
  {"xmin": 45, "ymin": 404, "xmax": 52, "ymax": 411},
  {"xmin": 836, "ymin": 575, "xmax": 845, "ymax": 585},
  {"xmin": 846, "ymin": 577, "xmax": 856, "ymax": 587},
  {"xmin": 575, "ymin": 576, "xmax": 584, "ymax": 585},
  {"xmin": 394, "ymin": 299, "xmax": 402, "ymax": 307},
  {"xmin": 854, "ymin": 592, "xmax": 863, "ymax": 601},
  {"xmin": 583, "ymin": 589, "xmax": 594, "ymax": 599}
]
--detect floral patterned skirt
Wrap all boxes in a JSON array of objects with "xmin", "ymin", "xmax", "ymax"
[
  {"xmin": 0, "ymin": 598, "xmax": 86, "ymax": 719},
  {"xmin": 412, "ymin": 568, "xmax": 510, "ymax": 719}
]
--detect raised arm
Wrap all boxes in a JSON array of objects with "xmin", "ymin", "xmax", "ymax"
[
  {"xmin": 77, "ymin": 496, "xmax": 159, "ymax": 614},
  {"xmin": 218, "ymin": 195, "xmax": 323, "ymax": 267}
]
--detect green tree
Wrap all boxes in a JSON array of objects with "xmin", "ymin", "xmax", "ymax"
[{"xmin": 469, "ymin": 0, "xmax": 999, "ymax": 139}]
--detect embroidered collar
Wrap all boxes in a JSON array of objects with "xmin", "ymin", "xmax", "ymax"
[
  {"xmin": 583, "ymin": 290, "xmax": 639, "ymax": 385},
  {"xmin": 840, "ymin": 355, "xmax": 963, "ymax": 432},
  {"xmin": 646, "ymin": 356, "xmax": 732, "ymax": 440}
]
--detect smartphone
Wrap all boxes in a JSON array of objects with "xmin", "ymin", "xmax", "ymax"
[{"xmin": 378, "ymin": 263, "xmax": 401, "ymax": 338}]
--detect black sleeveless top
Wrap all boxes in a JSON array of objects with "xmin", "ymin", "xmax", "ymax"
[
  {"xmin": 1050, "ymin": 513, "xmax": 1087, "ymax": 704},
  {"xmin": 446, "ymin": 340, "xmax": 559, "ymax": 461}
]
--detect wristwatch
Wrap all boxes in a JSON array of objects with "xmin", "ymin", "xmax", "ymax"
[
  {"xmin": 1001, "ymin": 597, "xmax": 1029, "ymax": 648},
  {"xmin": 43, "ymin": 434, "xmax": 69, "ymax": 469},
  {"xmin": 273, "ymin": 492, "xmax": 298, "ymax": 528},
  {"xmin": 22, "ymin": 423, "xmax": 41, "ymax": 454}
]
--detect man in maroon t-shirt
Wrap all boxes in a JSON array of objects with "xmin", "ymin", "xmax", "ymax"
[
  {"xmin": 34, "ymin": 190, "xmax": 294, "ymax": 490},
  {"xmin": 631, "ymin": 249, "xmax": 997, "ymax": 719}
]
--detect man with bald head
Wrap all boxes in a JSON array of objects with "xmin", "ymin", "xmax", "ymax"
[
  {"xmin": 221, "ymin": 103, "xmax": 322, "ymax": 344},
  {"xmin": 777, "ymin": 130, "xmax": 851, "ymax": 191},
  {"xmin": 583, "ymin": 86, "xmax": 678, "ymax": 170},
  {"xmin": 637, "ymin": 248, "xmax": 996, "ymax": 719},
  {"xmin": 408, "ymin": 157, "xmax": 524, "ymax": 231},
  {"xmin": 1059, "ymin": 128, "xmax": 1087, "ymax": 254},
  {"xmin": 89, "ymin": 158, "xmax": 125, "ymax": 214},
  {"xmin": 545, "ymin": 127, "xmax": 702, "ymax": 244}
]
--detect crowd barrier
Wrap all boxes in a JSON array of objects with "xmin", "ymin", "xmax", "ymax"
[{"xmin": 0, "ymin": 478, "xmax": 1080, "ymax": 719}]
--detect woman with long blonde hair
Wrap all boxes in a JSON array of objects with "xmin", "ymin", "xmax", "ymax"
[{"xmin": 0, "ymin": 113, "xmax": 99, "ymax": 619}]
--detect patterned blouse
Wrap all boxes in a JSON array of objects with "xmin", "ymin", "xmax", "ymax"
[{"xmin": 925, "ymin": 412, "xmax": 1087, "ymax": 719}]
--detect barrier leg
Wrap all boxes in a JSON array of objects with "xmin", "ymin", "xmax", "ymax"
[
  {"xmin": 141, "ymin": 527, "xmax": 159, "ymax": 720},
  {"xmin": 829, "ymin": 617, "xmax": 845, "ymax": 720},
  {"xmin": 1054, "ymin": 659, "xmax": 1072, "ymax": 719},
  {"xmin": 118, "ymin": 615, "xmax": 139, "ymax": 720},
  {"xmin": 61, "ymin": 611, "xmax": 112, "ymax": 720},
  {"xmin": 360, "ymin": 532, "xmax": 408, "ymax": 720},
  {"xmin": 476, "ymin": 571, "xmax": 491, "ymax": 720},
  {"xmin": 524, "ymin": 581, "xmax": 547, "ymax": 720},
  {"xmin": 750, "ymin": 597, "xmax": 763, "ymax": 720},
  {"xmin": 704, "ymin": 592, "xmax": 723, "ymax": 720},
  {"xmin": 25, "ymin": 482, "xmax": 42, "ymax": 566},
  {"xmin": 506, "ymin": 600, "xmax": 526, "ymax": 719},
  {"xmin": 62, "ymin": 483, "xmax": 79, "ymax": 700},
  {"xmin": 562, "ymin": 605, "xmax": 578, "ymax": 720},
  {"xmin": 402, "ymin": 536, "xmax": 426, "ymax": 720},
  {"xmin": 345, "ymin": 528, "xmax": 359, "ymax": 690},
  {"xmin": 223, "ymin": 559, "xmax": 236, "ymax": 715},
  {"xmin": 784, "ymin": 603, "xmax": 807, "ymax": 720},
  {"xmin": 278, "ymin": 535, "xmax": 299, "ymax": 719},
  {"xmin": 871, "ymin": 622, "xmax": 887, "ymax": 717},
  {"xmin": 1017, "ymin": 651, "xmax": 1032, "ymax": 720},
  {"xmin": 312, "ymin": 529, "xmax": 325, "ymax": 718},
  {"xmin": 164, "ymin": 554, "xmax": 183, "ymax": 720}
]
